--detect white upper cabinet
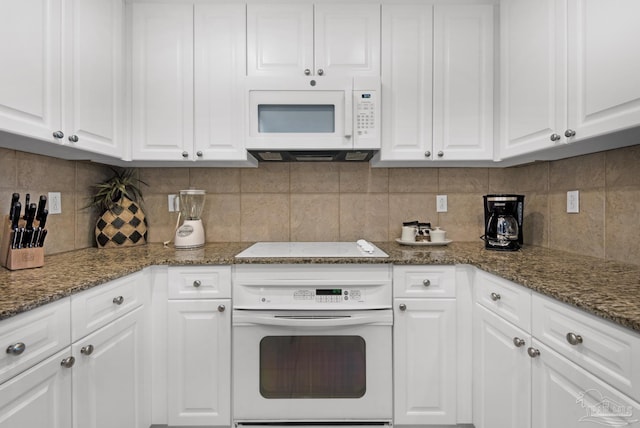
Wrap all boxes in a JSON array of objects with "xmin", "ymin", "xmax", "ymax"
[
  {"xmin": 500, "ymin": 0, "xmax": 640, "ymax": 160},
  {"xmin": 0, "ymin": 0, "xmax": 123, "ymax": 158},
  {"xmin": 130, "ymin": 3, "xmax": 249, "ymax": 162},
  {"xmin": 499, "ymin": 0, "xmax": 566, "ymax": 159},
  {"xmin": 567, "ymin": 0, "xmax": 640, "ymax": 141},
  {"xmin": 380, "ymin": 4, "xmax": 433, "ymax": 161},
  {"xmin": 0, "ymin": 0, "xmax": 62, "ymax": 143},
  {"xmin": 194, "ymin": 4, "xmax": 247, "ymax": 161},
  {"xmin": 380, "ymin": 4, "xmax": 494, "ymax": 162},
  {"xmin": 247, "ymin": 3, "xmax": 380, "ymax": 77},
  {"xmin": 130, "ymin": 3, "xmax": 193, "ymax": 161},
  {"xmin": 62, "ymin": 0, "xmax": 123, "ymax": 157},
  {"xmin": 433, "ymin": 5, "xmax": 494, "ymax": 161}
]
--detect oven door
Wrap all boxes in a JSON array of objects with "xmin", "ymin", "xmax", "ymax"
[{"xmin": 232, "ymin": 309, "xmax": 392, "ymax": 422}]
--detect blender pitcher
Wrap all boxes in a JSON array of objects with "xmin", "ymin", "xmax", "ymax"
[{"xmin": 175, "ymin": 189, "xmax": 206, "ymax": 249}]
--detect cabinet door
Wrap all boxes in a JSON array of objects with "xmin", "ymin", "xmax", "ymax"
[
  {"xmin": 567, "ymin": 0, "xmax": 640, "ymax": 141},
  {"xmin": 531, "ymin": 339, "xmax": 640, "ymax": 428},
  {"xmin": 194, "ymin": 4, "xmax": 246, "ymax": 161},
  {"xmin": 130, "ymin": 3, "xmax": 193, "ymax": 160},
  {"xmin": 0, "ymin": 0, "xmax": 62, "ymax": 142},
  {"xmin": 393, "ymin": 298, "xmax": 456, "ymax": 425},
  {"xmin": 62, "ymin": 0, "xmax": 123, "ymax": 157},
  {"xmin": 380, "ymin": 4, "xmax": 433, "ymax": 161},
  {"xmin": 72, "ymin": 306, "xmax": 148, "ymax": 428},
  {"xmin": 247, "ymin": 3, "xmax": 313, "ymax": 77},
  {"xmin": 0, "ymin": 348, "xmax": 72, "ymax": 428},
  {"xmin": 433, "ymin": 5, "xmax": 494, "ymax": 161},
  {"xmin": 167, "ymin": 300, "xmax": 231, "ymax": 426},
  {"xmin": 314, "ymin": 4, "xmax": 380, "ymax": 78},
  {"xmin": 473, "ymin": 304, "xmax": 531, "ymax": 428},
  {"xmin": 499, "ymin": 0, "xmax": 567, "ymax": 159}
]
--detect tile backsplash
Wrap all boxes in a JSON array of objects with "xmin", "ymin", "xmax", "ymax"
[{"xmin": 2, "ymin": 144, "xmax": 638, "ymax": 266}]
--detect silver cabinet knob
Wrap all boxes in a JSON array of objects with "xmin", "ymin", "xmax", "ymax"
[
  {"xmin": 193, "ymin": 280, "xmax": 201, "ymax": 288},
  {"xmin": 182, "ymin": 151, "xmax": 189, "ymax": 158},
  {"xmin": 196, "ymin": 151, "xmax": 203, "ymax": 157},
  {"xmin": 112, "ymin": 296, "xmax": 124, "ymax": 305},
  {"xmin": 399, "ymin": 303, "xmax": 407, "ymax": 311},
  {"xmin": 566, "ymin": 332, "xmax": 583, "ymax": 346},
  {"xmin": 68, "ymin": 135, "xmax": 79, "ymax": 143},
  {"xmin": 6, "ymin": 342, "xmax": 26, "ymax": 355},
  {"xmin": 513, "ymin": 337, "xmax": 526, "ymax": 348},
  {"xmin": 490, "ymin": 292, "xmax": 501, "ymax": 301},
  {"xmin": 550, "ymin": 133, "xmax": 561, "ymax": 142},
  {"xmin": 564, "ymin": 129, "xmax": 576, "ymax": 138},
  {"xmin": 422, "ymin": 279, "xmax": 431, "ymax": 287},
  {"xmin": 424, "ymin": 151, "xmax": 431, "ymax": 158},
  {"xmin": 527, "ymin": 347, "xmax": 540, "ymax": 358},
  {"xmin": 437, "ymin": 151, "xmax": 444, "ymax": 158},
  {"xmin": 81, "ymin": 344, "xmax": 94, "ymax": 355},
  {"xmin": 60, "ymin": 356, "xmax": 75, "ymax": 368},
  {"xmin": 304, "ymin": 69, "xmax": 311, "ymax": 75},
  {"xmin": 317, "ymin": 68, "xmax": 324, "ymax": 76},
  {"xmin": 218, "ymin": 304, "xmax": 226, "ymax": 312},
  {"xmin": 52, "ymin": 131, "xmax": 64, "ymax": 139}
]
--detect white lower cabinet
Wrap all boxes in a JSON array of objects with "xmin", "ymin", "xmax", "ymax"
[
  {"xmin": 0, "ymin": 348, "xmax": 73, "ymax": 428},
  {"xmin": 72, "ymin": 306, "xmax": 148, "ymax": 428},
  {"xmin": 167, "ymin": 299, "xmax": 231, "ymax": 426},
  {"xmin": 393, "ymin": 266, "xmax": 457, "ymax": 425},
  {"xmin": 473, "ymin": 304, "xmax": 531, "ymax": 428}
]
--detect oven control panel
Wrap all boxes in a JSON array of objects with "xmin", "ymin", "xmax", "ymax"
[{"xmin": 293, "ymin": 288, "xmax": 363, "ymax": 303}]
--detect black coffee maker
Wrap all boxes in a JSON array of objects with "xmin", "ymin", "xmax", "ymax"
[{"xmin": 483, "ymin": 194, "xmax": 524, "ymax": 251}]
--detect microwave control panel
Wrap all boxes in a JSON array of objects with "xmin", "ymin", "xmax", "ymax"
[{"xmin": 354, "ymin": 90, "xmax": 379, "ymax": 147}]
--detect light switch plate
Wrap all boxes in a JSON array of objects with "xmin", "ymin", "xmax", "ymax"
[
  {"xmin": 168, "ymin": 194, "xmax": 179, "ymax": 212},
  {"xmin": 567, "ymin": 190, "xmax": 579, "ymax": 213}
]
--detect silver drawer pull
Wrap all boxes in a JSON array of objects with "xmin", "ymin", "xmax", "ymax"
[
  {"xmin": 218, "ymin": 304, "xmax": 226, "ymax": 312},
  {"xmin": 193, "ymin": 280, "xmax": 202, "ymax": 288},
  {"xmin": 422, "ymin": 279, "xmax": 431, "ymax": 287},
  {"xmin": 113, "ymin": 296, "xmax": 124, "ymax": 305},
  {"xmin": 399, "ymin": 303, "xmax": 407, "ymax": 311},
  {"xmin": 81, "ymin": 345, "xmax": 94, "ymax": 356},
  {"xmin": 527, "ymin": 347, "xmax": 540, "ymax": 358},
  {"xmin": 490, "ymin": 292, "xmax": 501, "ymax": 301},
  {"xmin": 6, "ymin": 342, "xmax": 26, "ymax": 355},
  {"xmin": 566, "ymin": 332, "xmax": 583, "ymax": 346},
  {"xmin": 513, "ymin": 337, "xmax": 525, "ymax": 348},
  {"xmin": 60, "ymin": 356, "xmax": 75, "ymax": 368}
]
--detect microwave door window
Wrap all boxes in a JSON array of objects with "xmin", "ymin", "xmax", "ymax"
[
  {"xmin": 258, "ymin": 105, "xmax": 335, "ymax": 133},
  {"xmin": 259, "ymin": 335, "xmax": 366, "ymax": 399}
]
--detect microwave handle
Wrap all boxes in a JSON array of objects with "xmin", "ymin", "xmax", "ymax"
[{"xmin": 344, "ymin": 91, "xmax": 353, "ymax": 139}]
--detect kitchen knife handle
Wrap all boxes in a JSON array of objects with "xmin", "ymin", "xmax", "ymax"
[
  {"xmin": 36, "ymin": 195, "xmax": 47, "ymax": 221},
  {"xmin": 11, "ymin": 202, "xmax": 21, "ymax": 229},
  {"xmin": 38, "ymin": 210, "xmax": 48, "ymax": 229},
  {"xmin": 23, "ymin": 194, "xmax": 30, "ymax": 219},
  {"xmin": 10, "ymin": 193, "xmax": 19, "ymax": 218},
  {"xmin": 37, "ymin": 229, "xmax": 48, "ymax": 247}
]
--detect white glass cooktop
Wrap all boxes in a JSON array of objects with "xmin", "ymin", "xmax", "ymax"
[{"xmin": 235, "ymin": 241, "xmax": 388, "ymax": 258}]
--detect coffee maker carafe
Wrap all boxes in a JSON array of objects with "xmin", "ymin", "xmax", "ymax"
[{"xmin": 483, "ymin": 194, "xmax": 524, "ymax": 251}]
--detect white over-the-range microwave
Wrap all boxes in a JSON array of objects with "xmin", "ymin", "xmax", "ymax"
[{"xmin": 245, "ymin": 76, "xmax": 380, "ymax": 161}]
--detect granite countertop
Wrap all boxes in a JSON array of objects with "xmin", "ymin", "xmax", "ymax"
[{"xmin": 1, "ymin": 241, "xmax": 639, "ymax": 334}]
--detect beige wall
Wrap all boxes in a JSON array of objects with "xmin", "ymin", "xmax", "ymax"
[{"xmin": 2, "ymin": 144, "xmax": 639, "ymax": 265}]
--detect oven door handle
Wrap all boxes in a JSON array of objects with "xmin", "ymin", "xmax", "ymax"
[{"xmin": 234, "ymin": 311, "xmax": 392, "ymax": 328}]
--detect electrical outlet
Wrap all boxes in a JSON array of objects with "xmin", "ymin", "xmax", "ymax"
[
  {"xmin": 437, "ymin": 195, "xmax": 448, "ymax": 213},
  {"xmin": 48, "ymin": 192, "xmax": 62, "ymax": 214},
  {"xmin": 168, "ymin": 194, "xmax": 179, "ymax": 212},
  {"xmin": 567, "ymin": 190, "xmax": 580, "ymax": 213}
]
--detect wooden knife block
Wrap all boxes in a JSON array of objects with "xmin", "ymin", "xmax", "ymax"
[{"xmin": 0, "ymin": 215, "xmax": 45, "ymax": 271}]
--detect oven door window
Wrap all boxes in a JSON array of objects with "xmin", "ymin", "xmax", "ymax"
[
  {"xmin": 258, "ymin": 105, "xmax": 335, "ymax": 133},
  {"xmin": 260, "ymin": 336, "xmax": 366, "ymax": 399}
]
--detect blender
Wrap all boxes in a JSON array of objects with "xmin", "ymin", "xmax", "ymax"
[{"xmin": 175, "ymin": 189, "xmax": 206, "ymax": 249}]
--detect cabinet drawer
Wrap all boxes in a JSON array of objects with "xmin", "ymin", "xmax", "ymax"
[
  {"xmin": 393, "ymin": 265, "xmax": 456, "ymax": 298},
  {"xmin": 168, "ymin": 266, "xmax": 231, "ymax": 299},
  {"xmin": 474, "ymin": 270, "xmax": 531, "ymax": 332},
  {"xmin": 71, "ymin": 271, "xmax": 146, "ymax": 341},
  {"xmin": 0, "ymin": 298, "xmax": 71, "ymax": 384},
  {"xmin": 532, "ymin": 293, "xmax": 640, "ymax": 402}
]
